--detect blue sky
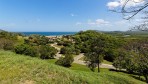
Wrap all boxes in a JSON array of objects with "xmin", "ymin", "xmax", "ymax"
[{"xmin": 0, "ymin": 0, "xmax": 134, "ymax": 32}]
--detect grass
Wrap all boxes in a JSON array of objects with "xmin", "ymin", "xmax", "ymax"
[
  {"xmin": 0, "ymin": 50, "xmax": 146, "ymax": 84},
  {"xmin": 48, "ymin": 59, "xmax": 57, "ymax": 64}
]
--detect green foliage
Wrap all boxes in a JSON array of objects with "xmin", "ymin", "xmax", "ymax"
[
  {"xmin": 0, "ymin": 31, "xmax": 21, "ymax": 51},
  {"xmin": 0, "ymin": 31, "xmax": 17, "ymax": 40},
  {"xmin": 22, "ymin": 34, "xmax": 58, "ymax": 59},
  {"xmin": 113, "ymin": 49, "xmax": 128, "ymax": 71},
  {"xmin": 60, "ymin": 47, "xmax": 73, "ymax": 54},
  {"xmin": 60, "ymin": 46, "xmax": 80, "ymax": 55},
  {"xmin": 57, "ymin": 40, "xmax": 64, "ymax": 46},
  {"xmin": 0, "ymin": 38, "xmax": 15, "ymax": 50},
  {"xmin": 61, "ymin": 47, "xmax": 73, "ymax": 54},
  {"xmin": 24, "ymin": 46, "xmax": 39, "ymax": 57},
  {"xmin": 104, "ymin": 49, "xmax": 118, "ymax": 62},
  {"xmin": 84, "ymin": 52, "xmax": 104, "ymax": 72},
  {"xmin": 63, "ymin": 40, "xmax": 73, "ymax": 46},
  {"xmin": 14, "ymin": 44, "xmax": 57, "ymax": 59},
  {"xmin": 14, "ymin": 44, "xmax": 39, "ymax": 57},
  {"xmin": 73, "ymin": 30, "xmax": 122, "ymax": 59},
  {"xmin": 24, "ymin": 34, "xmax": 49, "ymax": 46},
  {"xmin": 74, "ymin": 30, "xmax": 121, "ymax": 72},
  {"xmin": 55, "ymin": 54, "xmax": 74, "ymax": 67},
  {"xmin": 113, "ymin": 39, "xmax": 148, "ymax": 83},
  {"xmin": 39, "ymin": 45, "xmax": 58, "ymax": 59},
  {"xmin": 74, "ymin": 48, "xmax": 81, "ymax": 55},
  {"xmin": 57, "ymin": 39, "xmax": 73, "ymax": 47}
]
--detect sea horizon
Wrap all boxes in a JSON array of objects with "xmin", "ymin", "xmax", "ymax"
[{"xmin": 18, "ymin": 32, "xmax": 77, "ymax": 36}]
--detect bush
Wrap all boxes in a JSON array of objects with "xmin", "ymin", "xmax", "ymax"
[
  {"xmin": 0, "ymin": 31, "xmax": 17, "ymax": 40},
  {"xmin": 14, "ymin": 44, "xmax": 39, "ymax": 57},
  {"xmin": 60, "ymin": 46, "xmax": 81, "ymax": 55},
  {"xmin": 113, "ymin": 49, "xmax": 128, "ymax": 71},
  {"xmin": 74, "ymin": 49, "xmax": 81, "ymax": 55},
  {"xmin": 57, "ymin": 41, "xmax": 64, "ymax": 46},
  {"xmin": 24, "ymin": 46, "xmax": 39, "ymax": 57},
  {"xmin": 0, "ymin": 38, "xmax": 15, "ymax": 50},
  {"xmin": 63, "ymin": 41, "xmax": 73, "ymax": 47},
  {"xmin": 39, "ymin": 45, "xmax": 58, "ymax": 59},
  {"xmin": 55, "ymin": 54, "xmax": 74, "ymax": 67},
  {"xmin": 24, "ymin": 35, "xmax": 49, "ymax": 46},
  {"xmin": 60, "ymin": 47, "xmax": 73, "ymax": 54},
  {"xmin": 104, "ymin": 49, "xmax": 117, "ymax": 62}
]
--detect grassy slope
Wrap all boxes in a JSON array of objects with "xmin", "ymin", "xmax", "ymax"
[{"xmin": 0, "ymin": 50, "xmax": 145, "ymax": 84}]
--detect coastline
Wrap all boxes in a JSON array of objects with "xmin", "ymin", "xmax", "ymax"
[
  {"xmin": 20, "ymin": 32, "xmax": 77, "ymax": 36},
  {"xmin": 46, "ymin": 35, "xmax": 62, "ymax": 38}
]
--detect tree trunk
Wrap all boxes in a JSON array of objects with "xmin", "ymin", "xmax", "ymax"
[{"xmin": 98, "ymin": 63, "xmax": 100, "ymax": 72}]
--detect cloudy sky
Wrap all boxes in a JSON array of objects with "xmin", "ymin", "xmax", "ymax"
[{"xmin": 0, "ymin": 0, "xmax": 145, "ymax": 32}]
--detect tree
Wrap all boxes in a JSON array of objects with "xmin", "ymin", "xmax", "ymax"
[
  {"xmin": 85, "ymin": 52, "xmax": 104, "ymax": 72},
  {"xmin": 111, "ymin": 0, "xmax": 148, "ymax": 20},
  {"xmin": 113, "ymin": 39, "xmax": 148, "ymax": 83},
  {"xmin": 126, "ymin": 39, "xmax": 148, "ymax": 83},
  {"xmin": 110, "ymin": 0, "xmax": 148, "ymax": 31},
  {"xmin": 84, "ymin": 36, "xmax": 108, "ymax": 72},
  {"xmin": 104, "ymin": 49, "xmax": 118, "ymax": 62},
  {"xmin": 73, "ymin": 30, "xmax": 120, "ymax": 72},
  {"xmin": 60, "ymin": 46, "xmax": 80, "ymax": 55},
  {"xmin": 60, "ymin": 47, "xmax": 73, "ymax": 54},
  {"xmin": 113, "ymin": 49, "xmax": 128, "ymax": 71}
]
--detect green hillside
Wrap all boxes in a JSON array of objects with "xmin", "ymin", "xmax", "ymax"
[{"xmin": 0, "ymin": 50, "xmax": 145, "ymax": 84}]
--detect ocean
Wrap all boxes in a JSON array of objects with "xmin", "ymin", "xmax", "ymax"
[{"xmin": 20, "ymin": 32, "xmax": 77, "ymax": 36}]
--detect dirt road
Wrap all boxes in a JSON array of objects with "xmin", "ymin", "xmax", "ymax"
[{"xmin": 51, "ymin": 44, "xmax": 115, "ymax": 69}]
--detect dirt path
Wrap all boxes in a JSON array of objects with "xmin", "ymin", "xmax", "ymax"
[
  {"xmin": 73, "ymin": 53, "xmax": 115, "ymax": 69},
  {"xmin": 51, "ymin": 44, "xmax": 62, "ymax": 59},
  {"xmin": 51, "ymin": 44, "xmax": 115, "ymax": 69}
]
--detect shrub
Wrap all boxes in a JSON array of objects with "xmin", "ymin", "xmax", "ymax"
[
  {"xmin": 74, "ymin": 49, "xmax": 81, "ymax": 55},
  {"xmin": 14, "ymin": 44, "xmax": 39, "ymax": 57},
  {"xmin": 60, "ymin": 47, "xmax": 73, "ymax": 54},
  {"xmin": 39, "ymin": 45, "xmax": 58, "ymax": 59},
  {"xmin": 24, "ymin": 35, "xmax": 49, "ymax": 46},
  {"xmin": 24, "ymin": 46, "xmax": 39, "ymax": 57},
  {"xmin": 104, "ymin": 49, "xmax": 117, "ymax": 62},
  {"xmin": 0, "ymin": 38, "xmax": 14, "ymax": 50},
  {"xmin": 0, "ymin": 31, "xmax": 17, "ymax": 40},
  {"xmin": 55, "ymin": 54, "xmax": 74, "ymax": 67},
  {"xmin": 63, "ymin": 41, "xmax": 73, "ymax": 46}
]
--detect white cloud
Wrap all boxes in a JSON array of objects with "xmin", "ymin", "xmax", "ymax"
[
  {"xmin": 107, "ymin": 0, "xmax": 144, "ymax": 9},
  {"xmin": 75, "ymin": 19, "xmax": 135, "ymax": 31},
  {"xmin": 88, "ymin": 19, "xmax": 110, "ymax": 25},
  {"xmin": 107, "ymin": 1, "xmax": 120, "ymax": 9}
]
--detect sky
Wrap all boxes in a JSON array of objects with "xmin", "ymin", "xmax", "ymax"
[{"xmin": 0, "ymin": 0, "xmax": 143, "ymax": 32}]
